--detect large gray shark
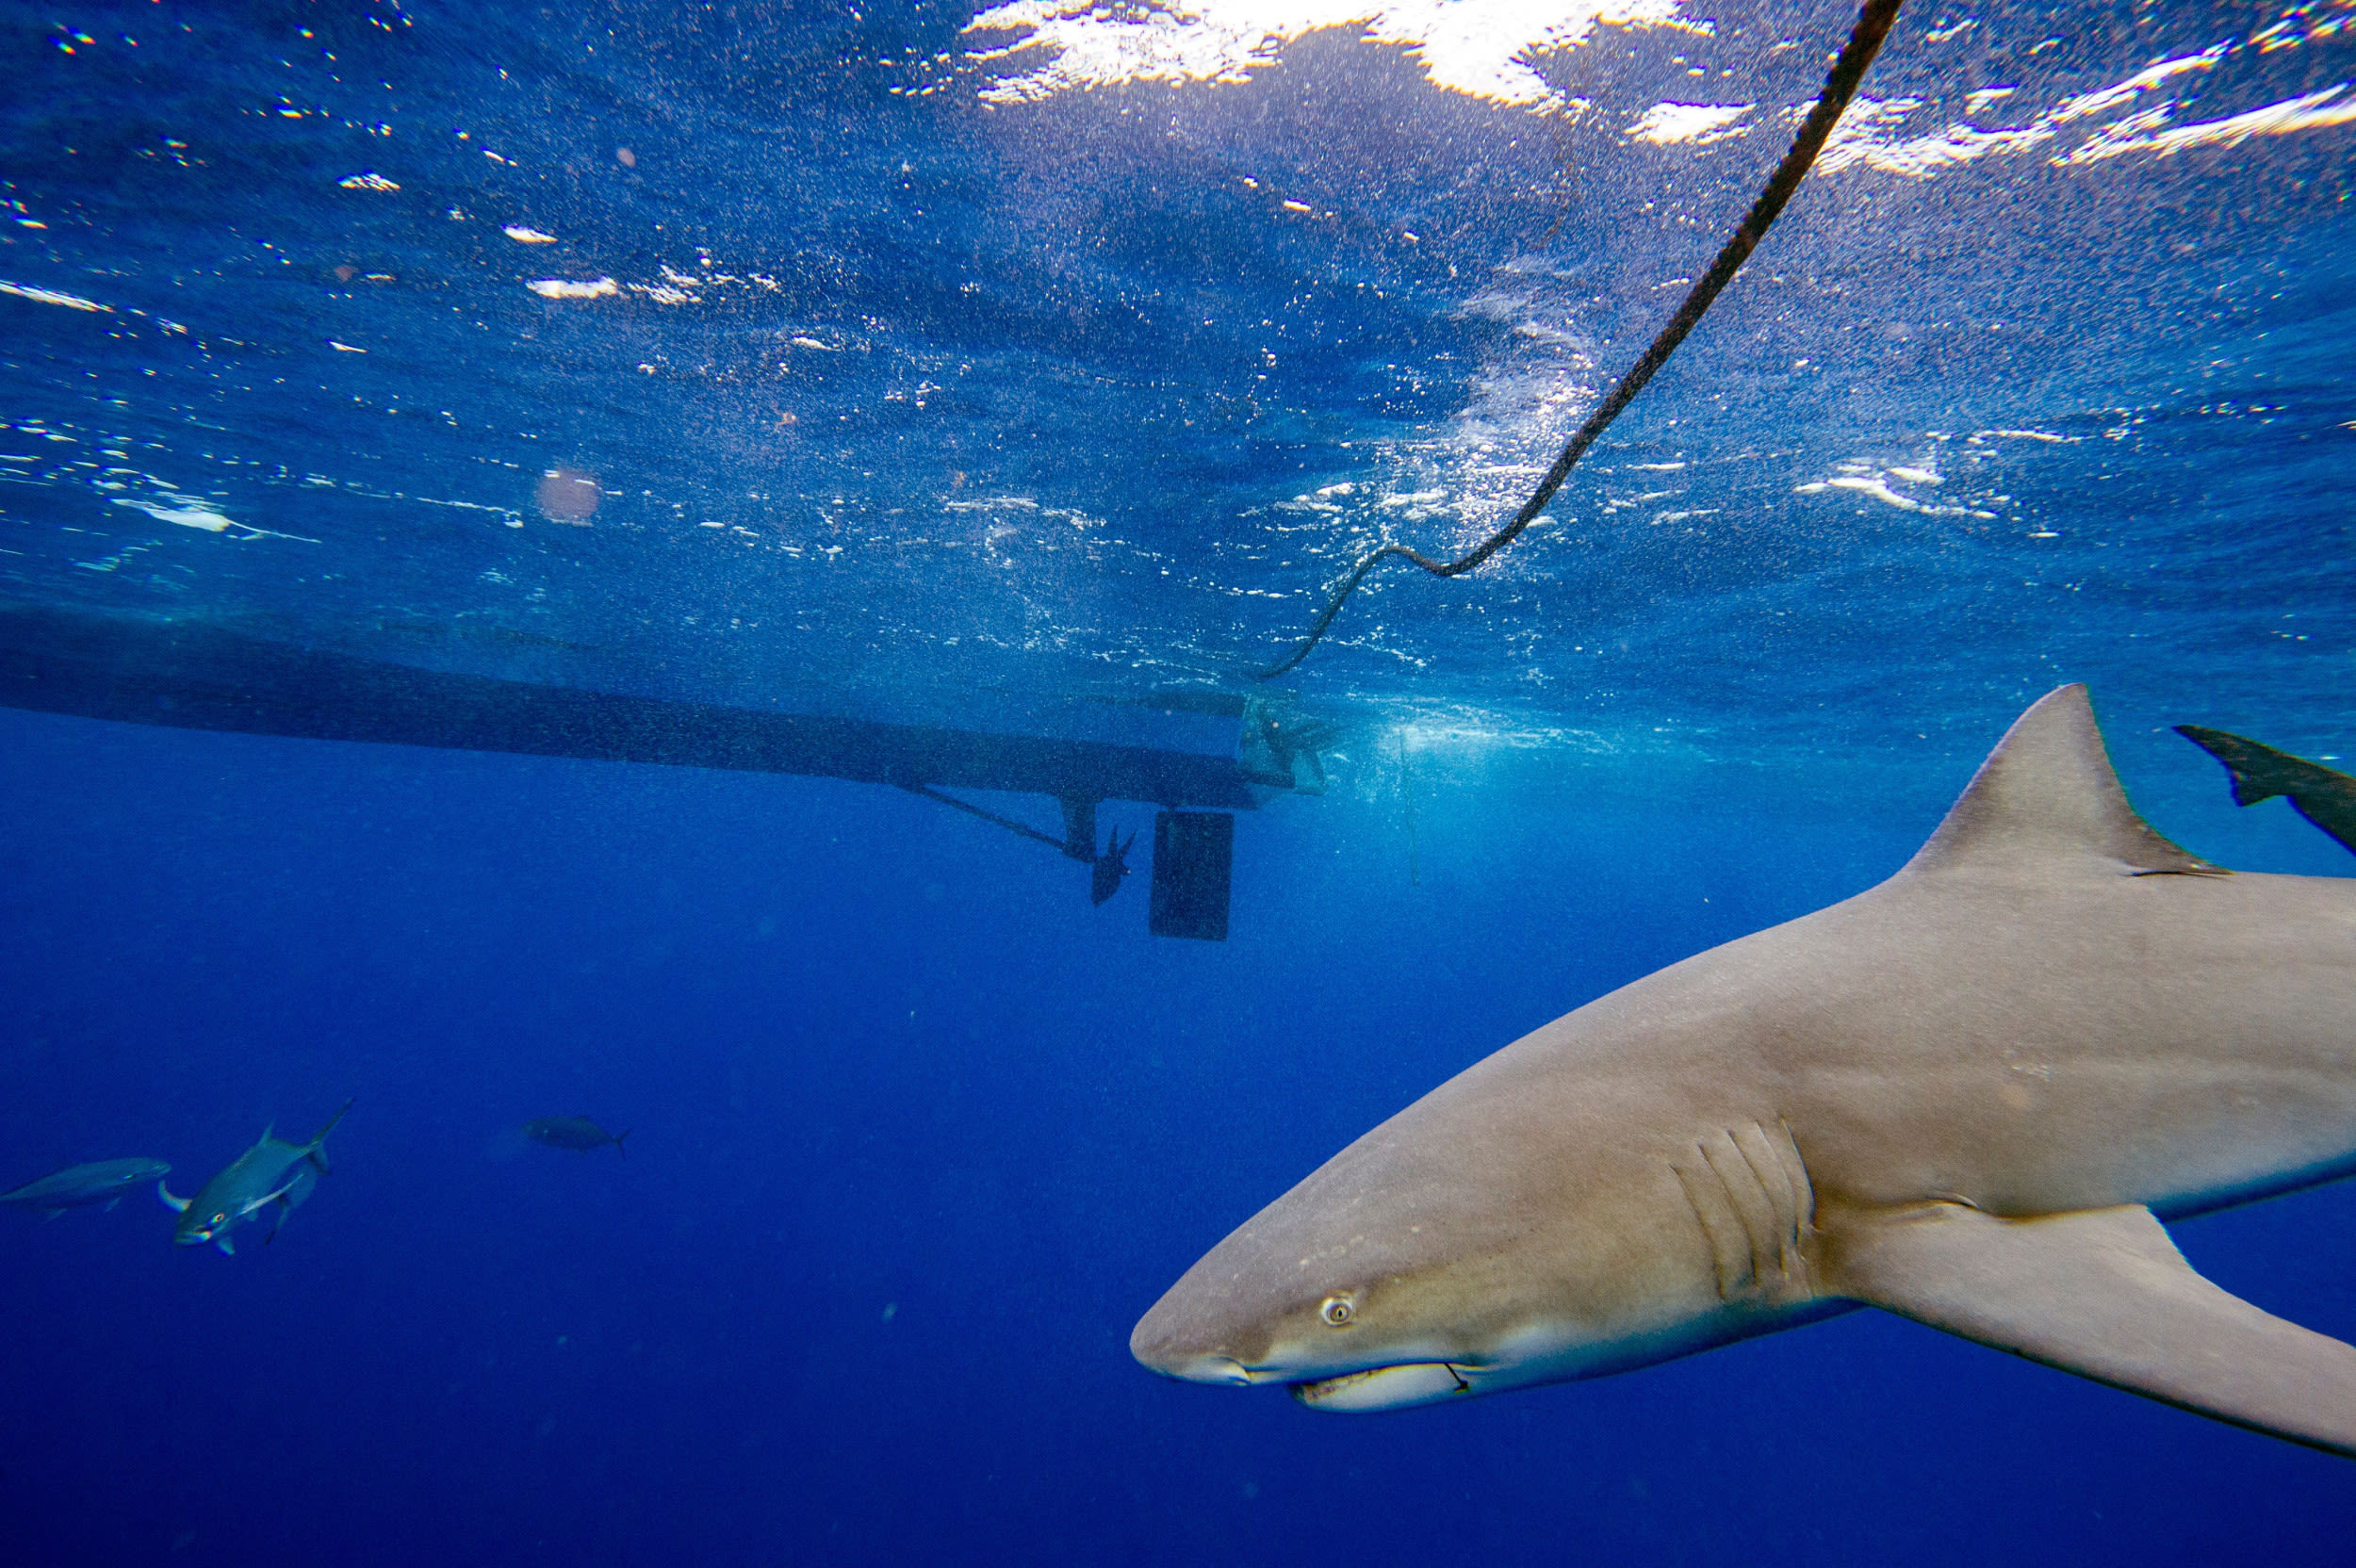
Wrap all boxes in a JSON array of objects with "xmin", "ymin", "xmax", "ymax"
[
  {"xmin": 161, "ymin": 1101, "xmax": 350, "ymax": 1255},
  {"xmin": 1132, "ymin": 686, "xmax": 2356, "ymax": 1455}
]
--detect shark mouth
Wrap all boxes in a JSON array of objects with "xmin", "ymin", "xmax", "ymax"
[{"xmin": 1290, "ymin": 1362, "xmax": 1482, "ymax": 1413}]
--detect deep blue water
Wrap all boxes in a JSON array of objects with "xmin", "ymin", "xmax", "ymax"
[{"xmin": 4, "ymin": 0, "xmax": 2356, "ymax": 1562}]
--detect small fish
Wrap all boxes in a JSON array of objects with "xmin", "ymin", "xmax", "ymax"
[
  {"xmin": 160, "ymin": 1101, "xmax": 349, "ymax": 1256},
  {"xmin": 0, "ymin": 1158, "xmax": 172, "ymax": 1217},
  {"xmin": 1091, "ymin": 826, "xmax": 1136, "ymax": 907},
  {"xmin": 521, "ymin": 1117, "xmax": 630, "ymax": 1157}
]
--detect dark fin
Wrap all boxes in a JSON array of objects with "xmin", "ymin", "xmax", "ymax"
[
  {"xmin": 2177, "ymin": 726, "xmax": 2356, "ymax": 857},
  {"xmin": 304, "ymin": 1098, "xmax": 353, "ymax": 1172},
  {"xmin": 1906, "ymin": 685, "xmax": 2220, "ymax": 877},
  {"xmin": 1820, "ymin": 1200, "xmax": 2356, "ymax": 1456},
  {"xmin": 612, "ymin": 1129, "xmax": 630, "ymax": 1159},
  {"xmin": 2179, "ymin": 725, "xmax": 2297, "ymax": 807}
]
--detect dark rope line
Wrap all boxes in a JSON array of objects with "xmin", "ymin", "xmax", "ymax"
[
  {"xmin": 900, "ymin": 782, "xmax": 1069, "ymax": 853},
  {"xmin": 1258, "ymin": 0, "xmax": 1906, "ymax": 680}
]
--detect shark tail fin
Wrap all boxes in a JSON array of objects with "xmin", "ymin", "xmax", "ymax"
[
  {"xmin": 2177, "ymin": 726, "xmax": 2356, "ymax": 856},
  {"xmin": 2177, "ymin": 725, "xmax": 2304, "ymax": 807},
  {"xmin": 613, "ymin": 1129, "xmax": 630, "ymax": 1159},
  {"xmin": 304, "ymin": 1098, "xmax": 353, "ymax": 1172},
  {"xmin": 157, "ymin": 1181, "xmax": 189, "ymax": 1215}
]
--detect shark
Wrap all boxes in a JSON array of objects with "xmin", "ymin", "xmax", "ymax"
[
  {"xmin": 1131, "ymin": 685, "xmax": 2356, "ymax": 1455},
  {"xmin": 161, "ymin": 1101, "xmax": 350, "ymax": 1255}
]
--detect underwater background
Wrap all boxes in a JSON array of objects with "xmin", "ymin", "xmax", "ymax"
[{"xmin": 3, "ymin": 0, "xmax": 2355, "ymax": 1562}]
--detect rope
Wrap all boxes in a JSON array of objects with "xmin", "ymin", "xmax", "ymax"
[
  {"xmin": 1258, "ymin": 0, "xmax": 1906, "ymax": 679},
  {"xmin": 900, "ymin": 783, "xmax": 1069, "ymax": 853}
]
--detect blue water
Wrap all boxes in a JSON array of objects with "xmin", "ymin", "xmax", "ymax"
[{"xmin": 5, "ymin": 0, "xmax": 2356, "ymax": 1561}]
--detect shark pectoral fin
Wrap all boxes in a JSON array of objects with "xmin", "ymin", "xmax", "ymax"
[
  {"xmin": 1821, "ymin": 1200, "xmax": 2356, "ymax": 1457},
  {"xmin": 215, "ymin": 1232, "xmax": 236, "ymax": 1257}
]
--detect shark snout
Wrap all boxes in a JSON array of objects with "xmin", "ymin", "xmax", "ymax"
[
  {"xmin": 1129, "ymin": 1282, "xmax": 1278, "ymax": 1383},
  {"xmin": 1130, "ymin": 1300, "xmax": 1234, "ymax": 1381},
  {"xmin": 1151, "ymin": 1351, "xmax": 1257, "ymax": 1386}
]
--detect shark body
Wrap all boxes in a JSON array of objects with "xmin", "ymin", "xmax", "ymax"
[
  {"xmin": 162, "ymin": 1101, "xmax": 349, "ymax": 1254},
  {"xmin": 1133, "ymin": 686, "xmax": 2356, "ymax": 1453}
]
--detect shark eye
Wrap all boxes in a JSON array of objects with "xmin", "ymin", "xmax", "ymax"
[{"xmin": 1319, "ymin": 1294, "xmax": 1356, "ymax": 1327}]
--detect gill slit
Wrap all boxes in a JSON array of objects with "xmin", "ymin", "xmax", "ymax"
[{"xmin": 1673, "ymin": 1117, "xmax": 1819, "ymax": 1306}]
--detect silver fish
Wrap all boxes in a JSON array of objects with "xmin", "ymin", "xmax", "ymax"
[
  {"xmin": 520, "ymin": 1117, "xmax": 630, "ymax": 1157},
  {"xmin": 161, "ymin": 1101, "xmax": 350, "ymax": 1255},
  {"xmin": 0, "ymin": 1158, "xmax": 172, "ymax": 1217}
]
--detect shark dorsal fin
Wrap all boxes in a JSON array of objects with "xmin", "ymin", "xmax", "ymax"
[{"xmin": 1906, "ymin": 684, "xmax": 2217, "ymax": 876}]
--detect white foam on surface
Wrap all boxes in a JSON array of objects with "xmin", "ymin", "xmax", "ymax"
[
  {"xmin": 1793, "ymin": 462, "xmax": 1993, "ymax": 519},
  {"xmin": 2060, "ymin": 83, "xmax": 2356, "ymax": 163},
  {"xmin": 110, "ymin": 491, "xmax": 235, "ymax": 531},
  {"xmin": 527, "ymin": 278, "xmax": 618, "ymax": 300},
  {"xmin": 962, "ymin": 0, "xmax": 1702, "ymax": 112},
  {"xmin": 0, "ymin": 280, "xmax": 110, "ymax": 313},
  {"xmin": 105, "ymin": 480, "xmax": 319, "ymax": 543},
  {"xmin": 1625, "ymin": 101, "xmax": 1754, "ymax": 144},
  {"xmin": 1816, "ymin": 37, "xmax": 2352, "ymax": 179}
]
